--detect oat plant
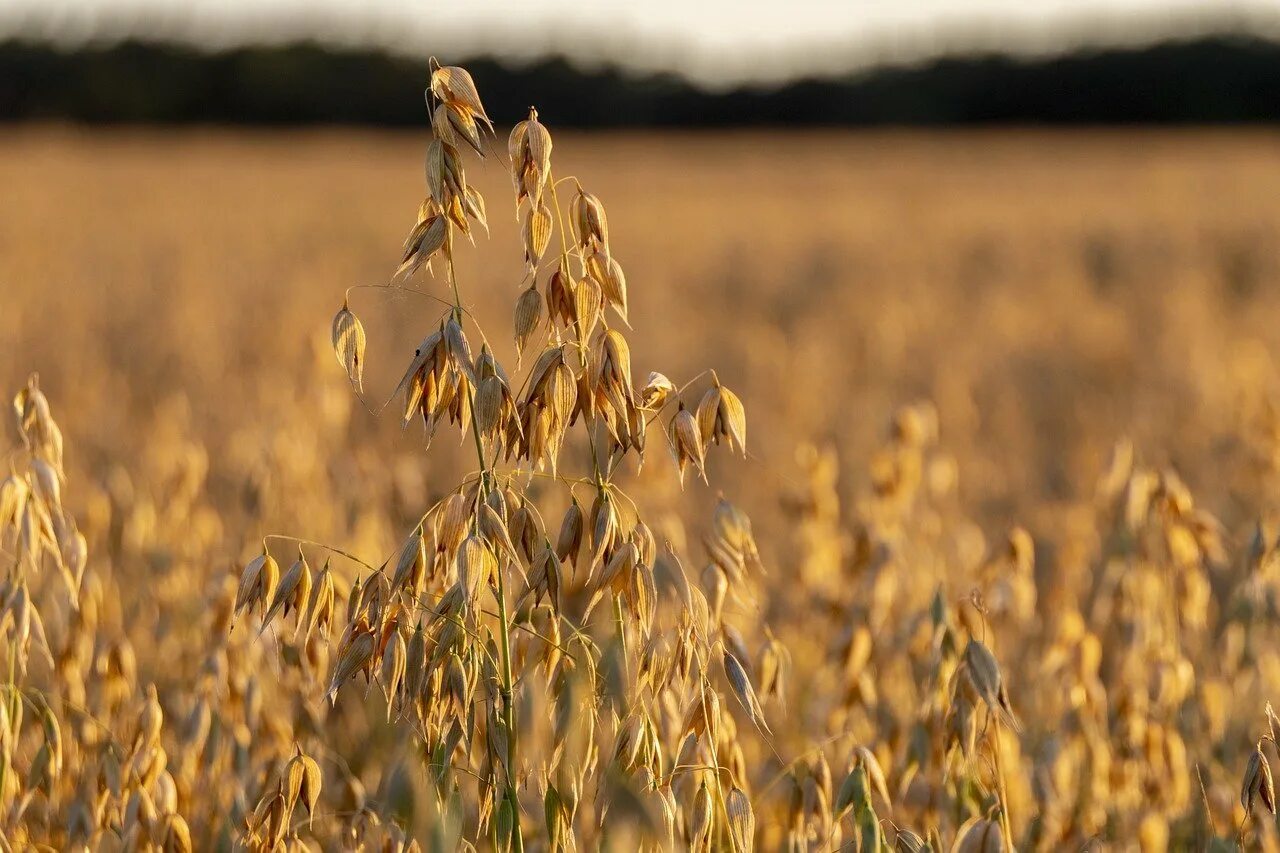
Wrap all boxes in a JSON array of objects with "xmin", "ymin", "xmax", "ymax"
[{"xmin": 235, "ymin": 62, "xmax": 774, "ymax": 851}]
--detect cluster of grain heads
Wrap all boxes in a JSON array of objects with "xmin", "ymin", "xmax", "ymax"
[
  {"xmin": 331, "ymin": 300, "xmax": 367, "ymax": 394},
  {"xmin": 764, "ymin": 407, "xmax": 1280, "ymax": 850},
  {"xmin": 397, "ymin": 64, "xmax": 491, "ymax": 281},
  {"xmin": 15, "ymin": 48, "xmax": 1279, "ymax": 853},
  {"xmin": 1, "ymin": 377, "xmax": 77, "ymax": 838},
  {"xmin": 1, "ymin": 378, "xmax": 203, "ymax": 851},
  {"xmin": 245, "ymin": 745, "xmax": 321, "ymax": 848},
  {"xmin": 4, "ymin": 370, "xmax": 464, "ymax": 851},
  {"xmin": 272, "ymin": 62, "xmax": 777, "ymax": 850}
]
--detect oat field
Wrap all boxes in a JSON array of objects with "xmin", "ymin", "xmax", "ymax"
[{"xmin": 4, "ymin": 96, "xmax": 1280, "ymax": 851}]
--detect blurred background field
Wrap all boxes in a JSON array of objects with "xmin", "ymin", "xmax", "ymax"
[
  {"xmin": 11, "ymin": 2, "xmax": 1280, "ymax": 848},
  {"xmin": 6, "ymin": 126, "xmax": 1280, "ymax": 544}
]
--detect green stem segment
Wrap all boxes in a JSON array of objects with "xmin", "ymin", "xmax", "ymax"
[{"xmin": 494, "ymin": 566, "xmax": 522, "ymax": 852}]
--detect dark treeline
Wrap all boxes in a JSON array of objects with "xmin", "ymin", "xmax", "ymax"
[{"xmin": 2, "ymin": 34, "xmax": 1280, "ymax": 126}]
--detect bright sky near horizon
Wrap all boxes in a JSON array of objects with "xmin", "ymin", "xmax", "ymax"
[{"xmin": 6, "ymin": 0, "xmax": 1279, "ymax": 83}]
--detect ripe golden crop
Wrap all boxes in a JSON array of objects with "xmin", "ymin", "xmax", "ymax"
[{"xmin": 2, "ymin": 71, "xmax": 1280, "ymax": 851}]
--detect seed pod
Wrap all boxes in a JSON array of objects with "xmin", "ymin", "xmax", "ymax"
[
  {"xmin": 556, "ymin": 502, "xmax": 584, "ymax": 569},
  {"xmin": 397, "ymin": 212, "xmax": 449, "ymax": 280},
  {"xmin": 234, "ymin": 552, "xmax": 280, "ymax": 620},
  {"xmin": 331, "ymin": 300, "xmax": 367, "ymax": 392},
  {"xmin": 854, "ymin": 745, "xmax": 891, "ymax": 810},
  {"xmin": 1243, "ymin": 744, "xmax": 1277, "ymax": 815},
  {"xmin": 681, "ymin": 689, "xmax": 721, "ymax": 742},
  {"xmin": 521, "ymin": 109, "xmax": 553, "ymax": 204},
  {"xmin": 436, "ymin": 492, "xmax": 473, "ymax": 556},
  {"xmin": 544, "ymin": 784, "xmax": 567, "ymax": 851},
  {"xmin": 586, "ymin": 250, "xmax": 628, "ymax": 324},
  {"xmin": 696, "ymin": 382, "xmax": 747, "ymax": 456},
  {"xmin": 640, "ymin": 372, "xmax": 676, "ymax": 411},
  {"xmin": 263, "ymin": 553, "xmax": 311, "ymax": 630},
  {"xmin": 391, "ymin": 528, "xmax": 428, "ymax": 597},
  {"xmin": 589, "ymin": 493, "xmax": 619, "ymax": 570},
  {"xmin": 426, "ymin": 141, "xmax": 463, "ymax": 209},
  {"xmin": 725, "ymin": 788, "xmax": 755, "ymax": 852},
  {"xmin": 570, "ymin": 188, "xmax": 609, "ymax": 253},
  {"xmin": 631, "ymin": 521, "xmax": 656, "ymax": 568},
  {"xmin": 158, "ymin": 813, "xmax": 192, "ymax": 853},
  {"xmin": 284, "ymin": 746, "xmax": 323, "ymax": 827},
  {"xmin": 326, "ymin": 622, "xmax": 375, "ymax": 704},
  {"xmin": 835, "ymin": 764, "xmax": 869, "ymax": 817},
  {"xmin": 486, "ymin": 797, "xmax": 510, "ymax": 851},
  {"xmin": 573, "ymin": 277, "xmax": 603, "ymax": 342},
  {"xmin": 303, "ymin": 560, "xmax": 336, "ymax": 641},
  {"xmin": 952, "ymin": 817, "xmax": 1004, "ymax": 853},
  {"xmin": 856, "ymin": 802, "xmax": 883, "ymax": 853},
  {"xmin": 457, "ymin": 535, "xmax": 496, "ymax": 603},
  {"xmin": 438, "ymin": 103, "xmax": 485, "ymax": 158},
  {"xmin": 722, "ymin": 651, "xmax": 770, "ymax": 735},
  {"xmin": 380, "ymin": 629, "xmax": 407, "ymax": 713},
  {"xmin": 443, "ymin": 316, "xmax": 474, "ymax": 374},
  {"xmin": 429, "ymin": 65, "xmax": 492, "ymax": 129},
  {"xmin": 963, "ymin": 640, "xmax": 1020, "ymax": 731},
  {"xmin": 688, "ymin": 781, "xmax": 713, "ymax": 850},
  {"xmin": 479, "ymin": 503, "xmax": 519, "ymax": 567},
  {"xmin": 463, "ymin": 183, "xmax": 489, "ymax": 234},
  {"xmin": 598, "ymin": 541, "xmax": 637, "ymax": 596},
  {"xmin": 475, "ymin": 376, "xmax": 505, "ymax": 438},
  {"xmin": 514, "ymin": 284, "xmax": 543, "ymax": 358},
  {"xmin": 669, "ymin": 405, "xmax": 707, "ymax": 487},
  {"xmin": 895, "ymin": 829, "xmax": 927, "ymax": 852},
  {"xmin": 523, "ymin": 203, "xmax": 553, "ymax": 269}
]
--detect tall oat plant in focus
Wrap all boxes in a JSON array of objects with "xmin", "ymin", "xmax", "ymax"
[{"xmin": 234, "ymin": 63, "xmax": 774, "ymax": 851}]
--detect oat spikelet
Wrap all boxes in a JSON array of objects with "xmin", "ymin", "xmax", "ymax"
[
  {"xmin": 523, "ymin": 203, "xmax": 553, "ymax": 269},
  {"xmin": 513, "ymin": 284, "xmax": 543, "ymax": 360},
  {"xmin": 669, "ymin": 404, "xmax": 707, "ymax": 487},
  {"xmin": 723, "ymin": 650, "xmax": 770, "ymax": 735},
  {"xmin": 586, "ymin": 250, "xmax": 628, "ymax": 325},
  {"xmin": 326, "ymin": 621, "xmax": 375, "ymax": 704},
  {"xmin": 688, "ymin": 780, "xmax": 713, "ymax": 850},
  {"xmin": 1243, "ymin": 744, "xmax": 1277, "ymax": 815},
  {"xmin": 950, "ymin": 816, "xmax": 1004, "ymax": 853},
  {"xmin": 963, "ymin": 639, "xmax": 1020, "ymax": 731},
  {"xmin": 331, "ymin": 300, "xmax": 367, "ymax": 392},
  {"xmin": 725, "ymin": 787, "xmax": 755, "ymax": 852},
  {"xmin": 697, "ymin": 381, "xmax": 747, "ymax": 456},
  {"xmin": 234, "ymin": 551, "xmax": 280, "ymax": 621},
  {"xmin": 429, "ymin": 65, "xmax": 492, "ymax": 130},
  {"xmin": 640, "ymin": 372, "xmax": 675, "ymax": 411}
]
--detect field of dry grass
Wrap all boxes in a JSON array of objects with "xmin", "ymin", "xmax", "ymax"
[{"xmin": 5, "ymin": 120, "xmax": 1280, "ymax": 849}]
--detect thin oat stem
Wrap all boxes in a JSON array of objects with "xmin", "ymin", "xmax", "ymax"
[
  {"xmin": 263, "ymin": 535, "xmax": 378, "ymax": 573},
  {"xmin": 1195, "ymin": 763, "xmax": 1217, "ymax": 840},
  {"xmin": 346, "ymin": 283, "xmax": 458, "ymax": 312}
]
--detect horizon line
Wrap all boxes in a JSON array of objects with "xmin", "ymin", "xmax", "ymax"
[{"xmin": 3, "ymin": 3, "xmax": 1280, "ymax": 87}]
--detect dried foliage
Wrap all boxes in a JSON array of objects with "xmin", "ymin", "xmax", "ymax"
[{"xmin": 7, "ymin": 65, "xmax": 1280, "ymax": 853}]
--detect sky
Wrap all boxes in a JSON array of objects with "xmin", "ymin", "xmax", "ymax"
[{"xmin": 5, "ymin": 0, "xmax": 1280, "ymax": 84}]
